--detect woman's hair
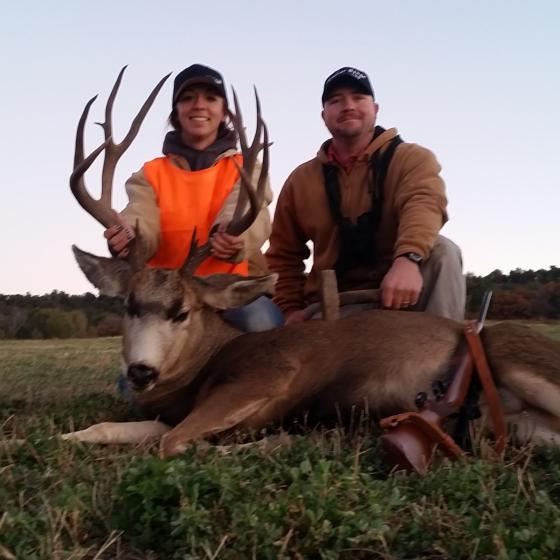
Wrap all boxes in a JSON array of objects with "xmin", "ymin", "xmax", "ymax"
[{"xmin": 168, "ymin": 107, "xmax": 181, "ymax": 131}]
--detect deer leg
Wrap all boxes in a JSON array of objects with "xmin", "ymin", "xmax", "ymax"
[
  {"xmin": 61, "ymin": 420, "xmax": 171, "ymax": 445},
  {"xmin": 160, "ymin": 398, "xmax": 268, "ymax": 458},
  {"xmin": 506, "ymin": 409, "xmax": 560, "ymax": 446},
  {"xmin": 499, "ymin": 369, "xmax": 560, "ymax": 418},
  {"xmin": 159, "ymin": 382, "xmax": 297, "ymax": 458}
]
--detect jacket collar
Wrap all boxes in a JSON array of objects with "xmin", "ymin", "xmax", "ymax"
[
  {"xmin": 317, "ymin": 126, "xmax": 399, "ymax": 166},
  {"xmin": 162, "ymin": 128, "xmax": 238, "ymax": 171}
]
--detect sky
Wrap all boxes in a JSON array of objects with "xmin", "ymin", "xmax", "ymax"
[{"xmin": 1, "ymin": 0, "xmax": 558, "ymax": 295}]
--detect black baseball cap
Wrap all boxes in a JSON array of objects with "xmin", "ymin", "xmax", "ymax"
[
  {"xmin": 321, "ymin": 67, "xmax": 375, "ymax": 104},
  {"xmin": 172, "ymin": 64, "xmax": 227, "ymax": 104}
]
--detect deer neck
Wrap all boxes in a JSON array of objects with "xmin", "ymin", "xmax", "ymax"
[
  {"xmin": 180, "ymin": 309, "xmax": 243, "ymax": 375},
  {"xmin": 135, "ymin": 309, "xmax": 243, "ymax": 408}
]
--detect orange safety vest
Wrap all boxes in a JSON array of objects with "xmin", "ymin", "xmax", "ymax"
[{"xmin": 143, "ymin": 155, "xmax": 249, "ymax": 276}]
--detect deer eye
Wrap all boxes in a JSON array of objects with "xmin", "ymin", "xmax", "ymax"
[{"xmin": 173, "ymin": 311, "xmax": 190, "ymax": 323}]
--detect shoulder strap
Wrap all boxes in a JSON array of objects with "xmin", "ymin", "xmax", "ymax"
[
  {"xmin": 322, "ymin": 129, "xmax": 404, "ymax": 225},
  {"xmin": 322, "ymin": 162, "xmax": 345, "ymax": 224},
  {"xmin": 369, "ymin": 127, "xmax": 404, "ymax": 230}
]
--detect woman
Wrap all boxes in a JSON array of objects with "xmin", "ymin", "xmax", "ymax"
[{"xmin": 105, "ymin": 64, "xmax": 282, "ymax": 331}]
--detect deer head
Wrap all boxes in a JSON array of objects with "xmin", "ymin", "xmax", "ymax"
[{"xmin": 70, "ymin": 67, "xmax": 274, "ymax": 395}]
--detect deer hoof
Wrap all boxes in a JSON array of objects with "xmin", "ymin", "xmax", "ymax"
[{"xmin": 159, "ymin": 433, "xmax": 188, "ymax": 458}]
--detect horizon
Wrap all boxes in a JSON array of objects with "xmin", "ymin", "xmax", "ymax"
[{"xmin": 1, "ymin": 263, "xmax": 558, "ymax": 298}]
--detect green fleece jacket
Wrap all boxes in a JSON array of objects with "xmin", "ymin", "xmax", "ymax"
[{"xmin": 266, "ymin": 127, "xmax": 448, "ymax": 315}]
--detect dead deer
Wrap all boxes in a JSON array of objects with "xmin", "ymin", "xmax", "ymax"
[{"xmin": 62, "ymin": 68, "xmax": 560, "ymax": 463}]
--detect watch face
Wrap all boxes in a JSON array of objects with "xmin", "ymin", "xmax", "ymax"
[{"xmin": 406, "ymin": 252, "xmax": 422, "ymax": 264}]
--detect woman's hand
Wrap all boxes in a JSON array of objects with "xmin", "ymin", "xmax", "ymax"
[
  {"xmin": 104, "ymin": 217, "xmax": 136, "ymax": 258},
  {"xmin": 210, "ymin": 222, "xmax": 244, "ymax": 260}
]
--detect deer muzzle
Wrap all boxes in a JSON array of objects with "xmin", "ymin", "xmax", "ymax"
[{"xmin": 127, "ymin": 363, "xmax": 159, "ymax": 391}]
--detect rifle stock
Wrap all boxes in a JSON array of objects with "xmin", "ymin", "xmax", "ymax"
[{"xmin": 379, "ymin": 292, "xmax": 503, "ymax": 474}]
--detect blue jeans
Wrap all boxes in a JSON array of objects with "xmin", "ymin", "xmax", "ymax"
[{"xmin": 221, "ymin": 295, "xmax": 285, "ymax": 332}]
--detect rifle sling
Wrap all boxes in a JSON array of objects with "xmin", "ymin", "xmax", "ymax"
[{"xmin": 464, "ymin": 323, "xmax": 507, "ymax": 455}]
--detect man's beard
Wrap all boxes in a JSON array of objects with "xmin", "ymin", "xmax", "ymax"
[{"xmin": 332, "ymin": 125, "xmax": 364, "ymax": 140}]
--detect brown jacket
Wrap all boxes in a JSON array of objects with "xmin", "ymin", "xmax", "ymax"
[
  {"xmin": 121, "ymin": 148, "xmax": 273, "ymax": 275},
  {"xmin": 266, "ymin": 128, "xmax": 448, "ymax": 314}
]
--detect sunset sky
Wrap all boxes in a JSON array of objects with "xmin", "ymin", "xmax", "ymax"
[{"xmin": 1, "ymin": 0, "xmax": 558, "ymax": 295}]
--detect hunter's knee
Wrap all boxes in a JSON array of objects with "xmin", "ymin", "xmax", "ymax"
[{"xmin": 427, "ymin": 235, "xmax": 463, "ymax": 271}]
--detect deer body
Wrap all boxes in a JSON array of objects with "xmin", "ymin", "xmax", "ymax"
[
  {"xmin": 64, "ymin": 253, "xmax": 560, "ymax": 458},
  {"xmin": 154, "ymin": 311, "xmax": 462, "ymax": 456},
  {"xmin": 151, "ymin": 314, "xmax": 560, "ymax": 457},
  {"xmin": 133, "ymin": 311, "xmax": 456, "ymax": 422}
]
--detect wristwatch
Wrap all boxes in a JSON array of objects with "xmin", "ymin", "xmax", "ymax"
[{"xmin": 397, "ymin": 252, "xmax": 423, "ymax": 265}]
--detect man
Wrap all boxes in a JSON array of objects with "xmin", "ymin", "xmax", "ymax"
[{"xmin": 266, "ymin": 67, "xmax": 465, "ymax": 323}]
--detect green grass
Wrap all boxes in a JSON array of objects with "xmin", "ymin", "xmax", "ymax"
[
  {"xmin": 528, "ymin": 321, "xmax": 560, "ymax": 340},
  {"xmin": 1, "ymin": 328, "xmax": 560, "ymax": 559}
]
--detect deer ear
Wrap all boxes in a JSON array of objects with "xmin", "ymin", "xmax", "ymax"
[
  {"xmin": 72, "ymin": 245, "xmax": 133, "ymax": 298},
  {"xmin": 193, "ymin": 273, "xmax": 278, "ymax": 310}
]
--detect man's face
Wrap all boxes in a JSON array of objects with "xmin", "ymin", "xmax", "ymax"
[
  {"xmin": 321, "ymin": 87, "xmax": 378, "ymax": 141},
  {"xmin": 176, "ymin": 85, "xmax": 226, "ymax": 146}
]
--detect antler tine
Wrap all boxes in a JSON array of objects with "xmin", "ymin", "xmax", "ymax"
[
  {"xmin": 180, "ymin": 228, "xmax": 213, "ymax": 277},
  {"xmin": 70, "ymin": 67, "xmax": 170, "ymax": 229},
  {"xmin": 97, "ymin": 67, "xmax": 172, "ymax": 211},
  {"xmin": 231, "ymin": 86, "xmax": 264, "ymax": 177},
  {"xmin": 249, "ymin": 86, "xmax": 264, "ymax": 167},
  {"xmin": 74, "ymin": 95, "xmax": 97, "ymax": 168},
  {"xmin": 94, "ymin": 65, "xmax": 127, "ymax": 209},
  {"xmin": 228, "ymin": 118, "xmax": 269, "ymax": 235},
  {"xmin": 70, "ymin": 95, "xmax": 119, "ymax": 228},
  {"xmin": 228, "ymin": 86, "xmax": 264, "ymax": 225},
  {"xmin": 227, "ymin": 87, "xmax": 269, "ymax": 235},
  {"xmin": 230, "ymin": 87, "xmax": 248, "ymax": 154},
  {"xmin": 228, "ymin": 87, "xmax": 249, "ymax": 225}
]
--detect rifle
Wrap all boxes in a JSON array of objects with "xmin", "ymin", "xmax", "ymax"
[{"xmin": 379, "ymin": 291, "xmax": 507, "ymax": 474}]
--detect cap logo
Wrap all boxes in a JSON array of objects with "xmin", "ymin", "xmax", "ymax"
[
  {"xmin": 346, "ymin": 68, "xmax": 367, "ymax": 80},
  {"xmin": 327, "ymin": 67, "xmax": 367, "ymax": 84}
]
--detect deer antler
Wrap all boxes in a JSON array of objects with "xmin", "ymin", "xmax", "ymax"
[
  {"xmin": 181, "ymin": 87, "xmax": 270, "ymax": 276},
  {"xmin": 70, "ymin": 66, "xmax": 171, "ymax": 228}
]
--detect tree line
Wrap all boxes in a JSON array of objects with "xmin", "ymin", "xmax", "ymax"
[
  {"xmin": 1, "ymin": 266, "xmax": 559, "ymax": 339},
  {"xmin": 0, "ymin": 291, "xmax": 123, "ymax": 339},
  {"xmin": 467, "ymin": 266, "xmax": 560, "ymax": 320}
]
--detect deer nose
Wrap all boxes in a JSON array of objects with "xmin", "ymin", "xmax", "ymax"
[{"xmin": 127, "ymin": 364, "xmax": 159, "ymax": 390}]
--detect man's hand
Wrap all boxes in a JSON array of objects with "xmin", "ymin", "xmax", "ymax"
[
  {"xmin": 104, "ymin": 216, "xmax": 136, "ymax": 259},
  {"xmin": 380, "ymin": 257, "xmax": 423, "ymax": 310},
  {"xmin": 210, "ymin": 222, "xmax": 245, "ymax": 260}
]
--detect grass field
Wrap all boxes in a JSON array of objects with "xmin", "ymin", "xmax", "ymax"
[
  {"xmin": 527, "ymin": 321, "xmax": 560, "ymax": 340},
  {"xmin": 1, "ymin": 326, "xmax": 560, "ymax": 559}
]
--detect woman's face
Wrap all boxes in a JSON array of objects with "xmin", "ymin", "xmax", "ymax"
[{"xmin": 176, "ymin": 85, "xmax": 227, "ymax": 149}]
